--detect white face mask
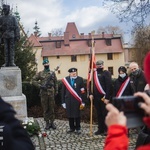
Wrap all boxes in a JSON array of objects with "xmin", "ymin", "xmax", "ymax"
[
  {"xmin": 119, "ymin": 73, "xmax": 126, "ymax": 78},
  {"xmin": 71, "ymin": 76, "xmax": 77, "ymax": 79}
]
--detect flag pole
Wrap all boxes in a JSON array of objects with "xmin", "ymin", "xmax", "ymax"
[{"xmin": 89, "ymin": 31, "xmax": 95, "ymax": 136}]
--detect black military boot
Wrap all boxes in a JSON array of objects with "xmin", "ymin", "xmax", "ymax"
[
  {"xmin": 9, "ymin": 57, "xmax": 16, "ymax": 67},
  {"xmin": 2, "ymin": 57, "xmax": 9, "ymax": 67},
  {"xmin": 10, "ymin": 50, "xmax": 16, "ymax": 67},
  {"xmin": 45, "ymin": 121, "xmax": 50, "ymax": 130},
  {"xmin": 50, "ymin": 122, "xmax": 56, "ymax": 130}
]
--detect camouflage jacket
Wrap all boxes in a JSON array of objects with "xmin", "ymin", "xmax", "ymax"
[{"xmin": 32, "ymin": 70, "xmax": 58, "ymax": 93}]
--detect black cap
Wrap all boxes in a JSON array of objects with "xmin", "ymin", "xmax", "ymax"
[
  {"xmin": 68, "ymin": 68, "xmax": 77, "ymax": 73},
  {"xmin": 118, "ymin": 66, "xmax": 127, "ymax": 73}
]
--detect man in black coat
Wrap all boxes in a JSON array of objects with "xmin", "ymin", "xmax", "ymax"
[
  {"xmin": 0, "ymin": 97, "xmax": 34, "ymax": 150},
  {"xmin": 89, "ymin": 60, "xmax": 112, "ymax": 135},
  {"xmin": 61, "ymin": 68, "xmax": 86, "ymax": 134},
  {"xmin": 129, "ymin": 62, "xmax": 147, "ymax": 92}
]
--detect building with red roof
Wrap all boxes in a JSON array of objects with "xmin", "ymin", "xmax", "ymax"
[{"xmin": 29, "ymin": 22, "xmax": 125, "ymax": 79}]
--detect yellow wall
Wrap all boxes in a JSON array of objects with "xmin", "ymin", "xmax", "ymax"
[{"xmin": 33, "ymin": 48, "xmax": 125, "ymax": 79}]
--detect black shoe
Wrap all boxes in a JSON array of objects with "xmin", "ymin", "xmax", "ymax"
[
  {"xmin": 67, "ymin": 129, "xmax": 75, "ymax": 133},
  {"xmin": 50, "ymin": 123, "xmax": 56, "ymax": 130},
  {"xmin": 45, "ymin": 122, "xmax": 50, "ymax": 130},
  {"xmin": 76, "ymin": 130, "xmax": 81, "ymax": 135}
]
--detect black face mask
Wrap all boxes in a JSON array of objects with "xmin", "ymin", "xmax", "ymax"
[
  {"xmin": 132, "ymin": 69, "xmax": 139, "ymax": 76},
  {"xmin": 44, "ymin": 65, "xmax": 49, "ymax": 70},
  {"xmin": 97, "ymin": 68, "xmax": 103, "ymax": 72}
]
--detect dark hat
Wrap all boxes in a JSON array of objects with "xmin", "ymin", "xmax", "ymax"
[
  {"xmin": 43, "ymin": 58, "xmax": 49, "ymax": 65},
  {"xmin": 3, "ymin": 4, "xmax": 10, "ymax": 9},
  {"xmin": 68, "ymin": 68, "xmax": 77, "ymax": 73},
  {"xmin": 96, "ymin": 60, "xmax": 104, "ymax": 65},
  {"xmin": 118, "ymin": 66, "xmax": 127, "ymax": 73}
]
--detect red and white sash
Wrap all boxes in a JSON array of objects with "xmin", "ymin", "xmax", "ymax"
[
  {"xmin": 62, "ymin": 78, "xmax": 82, "ymax": 104},
  {"xmin": 116, "ymin": 77, "xmax": 130, "ymax": 98},
  {"xmin": 93, "ymin": 71, "xmax": 106, "ymax": 96}
]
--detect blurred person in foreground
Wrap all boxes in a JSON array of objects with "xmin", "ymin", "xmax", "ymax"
[
  {"xmin": 0, "ymin": 96, "xmax": 34, "ymax": 150},
  {"xmin": 104, "ymin": 52, "xmax": 150, "ymax": 150}
]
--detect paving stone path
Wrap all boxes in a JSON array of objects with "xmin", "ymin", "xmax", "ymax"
[{"xmin": 31, "ymin": 118, "xmax": 138, "ymax": 150}]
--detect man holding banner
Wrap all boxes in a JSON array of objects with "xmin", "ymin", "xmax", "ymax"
[
  {"xmin": 89, "ymin": 60, "xmax": 112, "ymax": 135},
  {"xmin": 61, "ymin": 68, "xmax": 86, "ymax": 135}
]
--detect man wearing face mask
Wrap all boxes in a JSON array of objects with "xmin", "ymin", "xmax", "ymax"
[
  {"xmin": 32, "ymin": 58, "xmax": 58, "ymax": 130},
  {"xmin": 113, "ymin": 66, "xmax": 134, "ymax": 97},
  {"xmin": 129, "ymin": 62, "xmax": 147, "ymax": 93},
  {"xmin": 61, "ymin": 68, "xmax": 86, "ymax": 135},
  {"xmin": 89, "ymin": 60, "xmax": 112, "ymax": 135}
]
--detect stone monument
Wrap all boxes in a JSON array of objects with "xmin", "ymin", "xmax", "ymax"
[{"xmin": 0, "ymin": 4, "xmax": 27, "ymax": 121}]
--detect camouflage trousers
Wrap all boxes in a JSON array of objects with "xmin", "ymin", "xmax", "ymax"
[{"xmin": 40, "ymin": 90, "xmax": 55, "ymax": 123}]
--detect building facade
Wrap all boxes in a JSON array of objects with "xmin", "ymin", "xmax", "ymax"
[{"xmin": 29, "ymin": 22, "xmax": 125, "ymax": 79}]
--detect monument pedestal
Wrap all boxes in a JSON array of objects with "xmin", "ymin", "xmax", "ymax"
[{"xmin": 0, "ymin": 67, "xmax": 27, "ymax": 121}]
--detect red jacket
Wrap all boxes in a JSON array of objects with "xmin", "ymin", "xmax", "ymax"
[{"xmin": 104, "ymin": 117, "xmax": 150, "ymax": 150}]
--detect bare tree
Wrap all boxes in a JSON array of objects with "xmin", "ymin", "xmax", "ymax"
[
  {"xmin": 51, "ymin": 28, "xmax": 63, "ymax": 37},
  {"xmin": 132, "ymin": 24, "xmax": 150, "ymax": 67},
  {"xmin": 103, "ymin": 0, "xmax": 150, "ymax": 26},
  {"xmin": 97, "ymin": 25, "xmax": 123, "ymax": 34}
]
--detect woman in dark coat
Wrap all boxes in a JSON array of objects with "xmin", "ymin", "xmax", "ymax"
[
  {"xmin": 113, "ymin": 66, "xmax": 133, "ymax": 97},
  {"xmin": 61, "ymin": 68, "xmax": 86, "ymax": 134}
]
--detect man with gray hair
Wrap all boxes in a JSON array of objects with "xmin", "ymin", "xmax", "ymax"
[
  {"xmin": 89, "ymin": 60, "xmax": 112, "ymax": 135},
  {"xmin": 129, "ymin": 62, "xmax": 147, "ymax": 92}
]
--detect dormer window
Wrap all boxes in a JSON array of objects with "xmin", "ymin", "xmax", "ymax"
[
  {"xmin": 105, "ymin": 39, "xmax": 112, "ymax": 46},
  {"xmin": 72, "ymin": 34, "xmax": 76, "ymax": 38},
  {"xmin": 56, "ymin": 41, "xmax": 61, "ymax": 48}
]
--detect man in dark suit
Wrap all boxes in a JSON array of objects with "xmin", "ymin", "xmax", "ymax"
[
  {"xmin": 89, "ymin": 60, "xmax": 112, "ymax": 135},
  {"xmin": 61, "ymin": 68, "xmax": 86, "ymax": 134}
]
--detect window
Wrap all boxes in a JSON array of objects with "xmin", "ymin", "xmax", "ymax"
[
  {"xmin": 87, "ymin": 39, "xmax": 92, "ymax": 47},
  {"xmin": 107, "ymin": 53, "xmax": 113, "ymax": 60},
  {"xmin": 105, "ymin": 39, "xmax": 112, "ymax": 46},
  {"xmin": 58, "ymin": 70, "xmax": 61, "ymax": 74},
  {"xmin": 56, "ymin": 56, "xmax": 60, "ymax": 59},
  {"xmin": 72, "ymin": 34, "xmax": 76, "ymax": 38},
  {"xmin": 108, "ymin": 67, "xmax": 114, "ymax": 75},
  {"xmin": 56, "ymin": 41, "xmax": 61, "ymax": 48},
  {"xmin": 71, "ymin": 55, "xmax": 77, "ymax": 62}
]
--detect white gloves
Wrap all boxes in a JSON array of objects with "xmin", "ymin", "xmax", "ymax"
[{"xmin": 62, "ymin": 103, "xmax": 66, "ymax": 109}]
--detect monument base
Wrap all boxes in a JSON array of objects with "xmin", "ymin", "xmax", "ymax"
[{"xmin": 2, "ymin": 94, "xmax": 27, "ymax": 121}]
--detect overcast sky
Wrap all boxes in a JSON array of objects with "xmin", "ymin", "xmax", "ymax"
[{"xmin": 5, "ymin": 0, "xmax": 133, "ymax": 43}]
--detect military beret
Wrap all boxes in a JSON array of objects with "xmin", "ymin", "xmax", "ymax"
[
  {"xmin": 43, "ymin": 59, "xmax": 49, "ymax": 65},
  {"xmin": 96, "ymin": 60, "xmax": 104, "ymax": 65},
  {"xmin": 118, "ymin": 66, "xmax": 127, "ymax": 73},
  {"xmin": 68, "ymin": 68, "xmax": 77, "ymax": 73}
]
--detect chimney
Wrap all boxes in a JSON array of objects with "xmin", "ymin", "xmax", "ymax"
[
  {"xmin": 64, "ymin": 32, "xmax": 69, "ymax": 46},
  {"xmin": 102, "ymin": 32, "xmax": 104, "ymax": 38},
  {"xmin": 48, "ymin": 33, "xmax": 51, "ymax": 40},
  {"xmin": 34, "ymin": 31, "xmax": 38, "ymax": 37},
  {"xmin": 88, "ymin": 33, "xmax": 92, "ymax": 39},
  {"xmin": 80, "ymin": 33, "xmax": 84, "ymax": 39}
]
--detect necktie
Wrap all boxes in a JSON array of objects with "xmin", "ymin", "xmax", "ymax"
[{"xmin": 71, "ymin": 78, "xmax": 74, "ymax": 86}]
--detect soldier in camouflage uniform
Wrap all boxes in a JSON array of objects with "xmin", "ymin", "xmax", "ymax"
[
  {"xmin": 0, "ymin": 4, "xmax": 20, "ymax": 67},
  {"xmin": 32, "ymin": 59, "xmax": 58, "ymax": 130}
]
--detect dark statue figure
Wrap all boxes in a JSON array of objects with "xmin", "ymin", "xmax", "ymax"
[{"xmin": 0, "ymin": 4, "xmax": 20, "ymax": 67}]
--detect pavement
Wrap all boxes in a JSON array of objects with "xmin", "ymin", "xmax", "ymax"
[{"xmin": 31, "ymin": 118, "xmax": 138, "ymax": 150}]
